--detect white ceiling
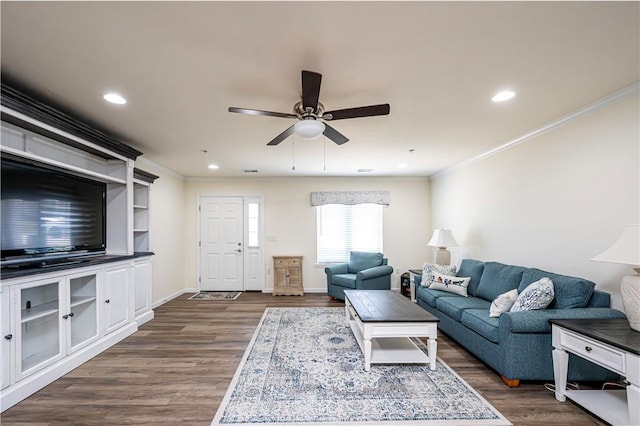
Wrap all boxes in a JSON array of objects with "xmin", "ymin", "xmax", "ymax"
[{"xmin": 1, "ymin": 1, "xmax": 638, "ymax": 178}]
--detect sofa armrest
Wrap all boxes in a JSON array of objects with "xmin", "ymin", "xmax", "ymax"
[
  {"xmin": 500, "ymin": 308, "xmax": 626, "ymax": 334},
  {"xmin": 357, "ymin": 265, "xmax": 394, "ymax": 281},
  {"xmin": 325, "ymin": 263, "xmax": 349, "ymax": 276}
]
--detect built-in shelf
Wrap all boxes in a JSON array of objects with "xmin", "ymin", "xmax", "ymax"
[
  {"xmin": 21, "ymin": 301, "xmax": 59, "ymax": 323},
  {"xmin": 0, "ymin": 120, "xmax": 130, "ymax": 185},
  {"xmin": 69, "ymin": 296, "xmax": 96, "ymax": 308}
]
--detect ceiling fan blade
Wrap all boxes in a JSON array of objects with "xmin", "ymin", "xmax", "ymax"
[
  {"xmin": 323, "ymin": 123, "xmax": 349, "ymax": 145},
  {"xmin": 266, "ymin": 125, "xmax": 295, "ymax": 146},
  {"xmin": 301, "ymin": 70, "xmax": 322, "ymax": 111},
  {"xmin": 323, "ymin": 104, "xmax": 390, "ymax": 121},
  {"xmin": 229, "ymin": 107, "xmax": 297, "ymax": 119}
]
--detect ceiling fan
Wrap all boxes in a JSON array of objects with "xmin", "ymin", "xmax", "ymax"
[{"xmin": 228, "ymin": 70, "xmax": 390, "ymax": 146}]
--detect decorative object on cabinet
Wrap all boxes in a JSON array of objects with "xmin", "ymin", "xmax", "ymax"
[
  {"xmin": 591, "ymin": 224, "xmax": 640, "ymax": 332},
  {"xmin": 427, "ymin": 229, "xmax": 459, "ymax": 265},
  {"xmin": 273, "ymin": 256, "xmax": 303, "ymax": 296}
]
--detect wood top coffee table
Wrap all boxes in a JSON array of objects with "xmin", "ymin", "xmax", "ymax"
[{"xmin": 344, "ymin": 289, "xmax": 440, "ymax": 371}]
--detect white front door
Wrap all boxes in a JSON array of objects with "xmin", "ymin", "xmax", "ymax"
[{"xmin": 200, "ymin": 196, "xmax": 244, "ymax": 291}]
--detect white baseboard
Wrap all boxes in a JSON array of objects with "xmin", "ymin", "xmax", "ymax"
[{"xmin": 152, "ymin": 288, "xmax": 193, "ymax": 309}]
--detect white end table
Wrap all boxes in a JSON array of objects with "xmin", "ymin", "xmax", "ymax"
[{"xmin": 550, "ymin": 318, "xmax": 639, "ymax": 426}]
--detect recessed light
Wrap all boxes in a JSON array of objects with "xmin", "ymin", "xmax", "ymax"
[
  {"xmin": 208, "ymin": 164, "xmax": 219, "ymax": 170},
  {"xmin": 357, "ymin": 169, "xmax": 374, "ymax": 173},
  {"xmin": 398, "ymin": 164, "xmax": 407, "ymax": 169},
  {"xmin": 492, "ymin": 90, "xmax": 515, "ymax": 102},
  {"xmin": 102, "ymin": 93, "xmax": 127, "ymax": 105}
]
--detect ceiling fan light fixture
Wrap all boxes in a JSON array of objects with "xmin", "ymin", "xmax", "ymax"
[{"xmin": 294, "ymin": 120, "xmax": 325, "ymax": 139}]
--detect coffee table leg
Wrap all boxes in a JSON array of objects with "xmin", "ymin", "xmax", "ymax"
[
  {"xmin": 364, "ymin": 338, "xmax": 372, "ymax": 371},
  {"xmin": 428, "ymin": 338, "xmax": 437, "ymax": 370}
]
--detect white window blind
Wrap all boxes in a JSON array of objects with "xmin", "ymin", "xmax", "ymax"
[{"xmin": 316, "ymin": 203, "xmax": 383, "ymax": 263}]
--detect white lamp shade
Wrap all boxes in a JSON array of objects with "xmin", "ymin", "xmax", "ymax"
[
  {"xmin": 294, "ymin": 120, "xmax": 325, "ymax": 139},
  {"xmin": 591, "ymin": 224, "xmax": 640, "ymax": 266},
  {"xmin": 427, "ymin": 229, "xmax": 459, "ymax": 248}
]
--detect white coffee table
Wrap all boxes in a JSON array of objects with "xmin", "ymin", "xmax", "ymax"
[{"xmin": 344, "ymin": 289, "xmax": 439, "ymax": 372}]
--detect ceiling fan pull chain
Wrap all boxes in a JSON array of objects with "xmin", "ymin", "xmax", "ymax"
[
  {"xmin": 292, "ymin": 136, "xmax": 296, "ymax": 171},
  {"xmin": 323, "ymin": 136, "xmax": 326, "ymax": 172}
]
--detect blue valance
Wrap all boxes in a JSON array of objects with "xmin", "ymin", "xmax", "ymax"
[{"xmin": 310, "ymin": 191, "xmax": 390, "ymax": 206}]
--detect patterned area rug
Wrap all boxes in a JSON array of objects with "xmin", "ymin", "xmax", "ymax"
[
  {"xmin": 189, "ymin": 291, "xmax": 241, "ymax": 301},
  {"xmin": 211, "ymin": 307, "xmax": 511, "ymax": 425}
]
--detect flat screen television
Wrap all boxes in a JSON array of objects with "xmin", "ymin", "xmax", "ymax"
[{"xmin": 1, "ymin": 157, "xmax": 106, "ymax": 267}]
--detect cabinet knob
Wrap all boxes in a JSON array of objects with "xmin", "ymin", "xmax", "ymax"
[
  {"xmin": 62, "ymin": 314, "xmax": 69, "ymax": 319},
  {"xmin": 585, "ymin": 346, "xmax": 592, "ymax": 352},
  {"xmin": 105, "ymin": 299, "xmax": 110, "ymax": 304},
  {"xmin": 4, "ymin": 334, "xmax": 12, "ymax": 340},
  {"xmin": 69, "ymin": 312, "xmax": 75, "ymax": 317},
  {"xmin": 235, "ymin": 249, "xmax": 242, "ymax": 253}
]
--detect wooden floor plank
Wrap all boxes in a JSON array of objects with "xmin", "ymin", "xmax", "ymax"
[{"xmin": 1, "ymin": 292, "xmax": 605, "ymax": 425}]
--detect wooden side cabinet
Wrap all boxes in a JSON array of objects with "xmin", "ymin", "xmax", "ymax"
[{"xmin": 273, "ymin": 256, "xmax": 303, "ymax": 296}]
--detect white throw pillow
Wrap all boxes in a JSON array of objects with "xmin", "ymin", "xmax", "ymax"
[
  {"xmin": 489, "ymin": 288, "xmax": 519, "ymax": 317},
  {"xmin": 420, "ymin": 263, "xmax": 457, "ymax": 287},
  {"xmin": 510, "ymin": 277, "xmax": 555, "ymax": 312},
  {"xmin": 429, "ymin": 272, "xmax": 470, "ymax": 297}
]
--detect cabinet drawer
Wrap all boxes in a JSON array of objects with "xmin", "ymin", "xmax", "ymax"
[
  {"xmin": 560, "ymin": 329, "xmax": 625, "ymax": 373},
  {"xmin": 274, "ymin": 257, "xmax": 301, "ymax": 267}
]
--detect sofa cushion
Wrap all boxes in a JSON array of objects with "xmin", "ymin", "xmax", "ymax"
[
  {"xmin": 429, "ymin": 272, "xmax": 470, "ymax": 297},
  {"xmin": 348, "ymin": 251, "xmax": 383, "ymax": 273},
  {"xmin": 457, "ymin": 259, "xmax": 485, "ymax": 296},
  {"xmin": 511, "ymin": 277, "xmax": 554, "ymax": 312},
  {"xmin": 461, "ymin": 309, "xmax": 500, "ymax": 343},
  {"xmin": 420, "ymin": 263, "xmax": 457, "ymax": 287},
  {"xmin": 519, "ymin": 268, "xmax": 595, "ymax": 309},
  {"xmin": 476, "ymin": 262, "xmax": 526, "ymax": 302},
  {"xmin": 331, "ymin": 274, "xmax": 357, "ymax": 288},
  {"xmin": 416, "ymin": 287, "xmax": 453, "ymax": 307},
  {"xmin": 435, "ymin": 296, "xmax": 491, "ymax": 322},
  {"xmin": 489, "ymin": 288, "xmax": 519, "ymax": 317}
]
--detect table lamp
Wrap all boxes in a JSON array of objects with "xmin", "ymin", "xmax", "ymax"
[
  {"xmin": 427, "ymin": 229, "xmax": 459, "ymax": 265},
  {"xmin": 591, "ymin": 224, "xmax": 640, "ymax": 332}
]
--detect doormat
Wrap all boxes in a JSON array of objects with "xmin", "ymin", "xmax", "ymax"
[
  {"xmin": 189, "ymin": 291, "xmax": 241, "ymax": 301},
  {"xmin": 211, "ymin": 307, "xmax": 511, "ymax": 425}
]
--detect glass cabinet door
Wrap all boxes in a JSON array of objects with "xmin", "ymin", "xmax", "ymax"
[
  {"xmin": 68, "ymin": 273, "xmax": 99, "ymax": 352},
  {"xmin": 18, "ymin": 280, "xmax": 63, "ymax": 378}
]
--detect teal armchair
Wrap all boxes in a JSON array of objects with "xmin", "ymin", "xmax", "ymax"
[{"xmin": 325, "ymin": 251, "xmax": 393, "ymax": 300}]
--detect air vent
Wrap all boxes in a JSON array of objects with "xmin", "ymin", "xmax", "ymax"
[{"xmin": 242, "ymin": 169, "xmax": 259, "ymax": 173}]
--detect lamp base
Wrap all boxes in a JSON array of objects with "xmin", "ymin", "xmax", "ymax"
[
  {"xmin": 621, "ymin": 272, "xmax": 640, "ymax": 332},
  {"xmin": 433, "ymin": 248, "xmax": 451, "ymax": 265}
]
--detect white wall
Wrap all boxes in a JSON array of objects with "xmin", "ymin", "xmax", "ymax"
[
  {"xmin": 184, "ymin": 177, "xmax": 431, "ymax": 293},
  {"xmin": 137, "ymin": 160, "xmax": 187, "ymax": 305},
  {"xmin": 430, "ymin": 92, "xmax": 640, "ymax": 310}
]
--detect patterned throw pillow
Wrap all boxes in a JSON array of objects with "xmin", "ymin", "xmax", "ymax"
[
  {"xmin": 420, "ymin": 263, "xmax": 457, "ymax": 287},
  {"xmin": 428, "ymin": 272, "xmax": 471, "ymax": 297},
  {"xmin": 489, "ymin": 288, "xmax": 519, "ymax": 317},
  {"xmin": 510, "ymin": 277, "xmax": 554, "ymax": 312}
]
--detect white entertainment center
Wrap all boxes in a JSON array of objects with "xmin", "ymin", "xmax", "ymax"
[{"xmin": 0, "ymin": 84, "xmax": 157, "ymax": 411}]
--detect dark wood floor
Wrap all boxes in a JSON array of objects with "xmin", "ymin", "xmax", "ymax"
[{"xmin": 2, "ymin": 292, "xmax": 605, "ymax": 425}]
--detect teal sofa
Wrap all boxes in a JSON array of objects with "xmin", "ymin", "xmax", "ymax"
[
  {"xmin": 414, "ymin": 259, "xmax": 626, "ymax": 386},
  {"xmin": 325, "ymin": 251, "xmax": 393, "ymax": 300}
]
